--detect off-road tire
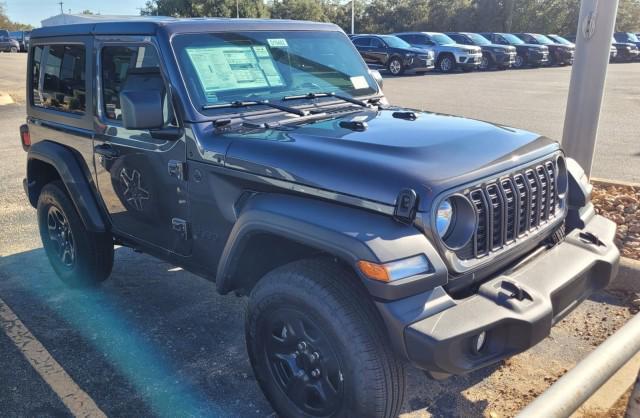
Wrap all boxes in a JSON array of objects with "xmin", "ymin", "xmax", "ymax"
[
  {"xmin": 245, "ymin": 258, "xmax": 406, "ymax": 418},
  {"xmin": 437, "ymin": 54, "xmax": 456, "ymax": 73},
  {"xmin": 37, "ymin": 181, "xmax": 113, "ymax": 287},
  {"xmin": 387, "ymin": 57, "xmax": 404, "ymax": 76}
]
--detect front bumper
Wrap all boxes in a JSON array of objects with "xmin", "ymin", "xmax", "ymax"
[
  {"xmin": 406, "ymin": 55, "xmax": 435, "ymax": 72},
  {"xmin": 379, "ymin": 214, "xmax": 619, "ymax": 377},
  {"xmin": 527, "ymin": 51, "xmax": 549, "ymax": 65},
  {"xmin": 496, "ymin": 52, "xmax": 517, "ymax": 67},
  {"xmin": 555, "ymin": 49, "xmax": 575, "ymax": 64},
  {"xmin": 458, "ymin": 53, "xmax": 482, "ymax": 68}
]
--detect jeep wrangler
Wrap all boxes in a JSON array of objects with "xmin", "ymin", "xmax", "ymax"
[{"xmin": 22, "ymin": 18, "xmax": 619, "ymax": 418}]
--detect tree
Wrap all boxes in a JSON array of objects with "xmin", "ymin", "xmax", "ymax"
[
  {"xmin": 270, "ymin": 0, "xmax": 326, "ymax": 22},
  {"xmin": 0, "ymin": 2, "xmax": 34, "ymax": 31}
]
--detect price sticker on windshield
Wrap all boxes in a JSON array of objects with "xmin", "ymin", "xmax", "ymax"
[
  {"xmin": 267, "ymin": 38, "xmax": 289, "ymax": 48},
  {"xmin": 350, "ymin": 76, "xmax": 369, "ymax": 90}
]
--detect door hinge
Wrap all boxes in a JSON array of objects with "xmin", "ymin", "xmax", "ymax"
[
  {"xmin": 168, "ymin": 160, "xmax": 186, "ymax": 181},
  {"xmin": 393, "ymin": 188, "xmax": 418, "ymax": 224},
  {"xmin": 172, "ymin": 218, "xmax": 190, "ymax": 240}
]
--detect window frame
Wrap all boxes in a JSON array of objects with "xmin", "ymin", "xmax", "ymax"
[{"xmin": 27, "ymin": 36, "xmax": 93, "ymax": 130}]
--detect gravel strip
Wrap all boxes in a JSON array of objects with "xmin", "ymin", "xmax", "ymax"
[{"xmin": 592, "ymin": 182, "xmax": 640, "ymax": 261}]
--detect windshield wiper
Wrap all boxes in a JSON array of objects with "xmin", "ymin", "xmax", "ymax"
[
  {"xmin": 203, "ymin": 100, "xmax": 309, "ymax": 117},
  {"xmin": 282, "ymin": 92, "xmax": 371, "ymax": 108}
]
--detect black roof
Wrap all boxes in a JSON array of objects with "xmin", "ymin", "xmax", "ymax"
[{"xmin": 31, "ymin": 17, "xmax": 340, "ymax": 39}]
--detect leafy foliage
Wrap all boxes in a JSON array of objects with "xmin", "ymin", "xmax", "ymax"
[
  {"xmin": 140, "ymin": 0, "xmax": 640, "ymax": 36},
  {"xmin": 0, "ymin": 2, "xmax": 33, "ymax": 30}
]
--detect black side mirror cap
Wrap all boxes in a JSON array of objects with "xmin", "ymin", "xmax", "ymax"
[{"xmin": 150, "ymin": 127, "xmax": 183, "ymax": 141}]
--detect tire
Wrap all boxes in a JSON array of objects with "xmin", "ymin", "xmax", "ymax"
[
  {"xmin": 37, "ymin": 181, "xmax": 113, "ymax": 287},
  {"xmin": 513, "ymin": 54, "xmax": 525, "ymax": 69},
  {"xmin": 479, "ymin": 54, "xmax": 492, "ymax": 71},
  {"xmin": 387, "ymin": 57, "xmax": 404, "ymax": 76},
  {"xmin": 246, "ymin": 259, "xmax": 406, "ymax": 418},
  {"xmin": 437, "ymin": 54, "xmax": 456, "ymax": 73},
  {"xmin": 10, "ymin": 46, "xmax": 18, "ymax": 53}
]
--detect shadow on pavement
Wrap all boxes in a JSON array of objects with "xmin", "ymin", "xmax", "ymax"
[{"xmin": 0, "ymin": 246, "xmax": 498, "ymax": 417}]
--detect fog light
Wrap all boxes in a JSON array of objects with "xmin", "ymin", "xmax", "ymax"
[{"xmin": 472, "ymin": 331, "xmax": 487, "ymax": 354}]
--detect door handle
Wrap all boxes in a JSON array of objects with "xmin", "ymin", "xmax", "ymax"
[{"xmin": 94, "ymin": 144, "xmax": 118, "ymax": 159}]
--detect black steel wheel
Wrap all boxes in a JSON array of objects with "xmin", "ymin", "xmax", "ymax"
[
  {"xmin": 263, "ymin": 308, "xmax": 344, "ymax": 416},
  {"xmin": 37, "ymin": 181, "xmax": 113, "ymax": 287},
  {"xmin": 246, "ymin": 259, "xmax": 406, "ymax": 418}
]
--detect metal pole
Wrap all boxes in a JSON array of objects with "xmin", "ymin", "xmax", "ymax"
[
  {"xmin": 517, "ymin": 314, "xmax": 640, "ymax": 418},
  {"xmin": 236, "ymin": 0, "xmax": 239, "ymax": 18},
  {"xmin": 351, "ymin": 0, "xmax": 355, "ymax": 35},
  {"xmin": 561, "ymin": 0, "xmax": 619, "ymax": 178}
]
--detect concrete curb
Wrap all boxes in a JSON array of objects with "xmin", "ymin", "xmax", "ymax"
[
  {"xmin": 608, "ymin": 257, "xmax": 640, "ymax": 294},
  {"xmin": 591, "ymin": 177, "xmax": 640, "ymax": 189}
]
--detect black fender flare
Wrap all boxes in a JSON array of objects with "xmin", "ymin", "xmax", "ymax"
[
  {"xmin": 216, "ymin": 193, "xmax": 447, "ymax": 300},
  {"xmin": 26, "ymin": 141, "xmax": 108, "ymax": 232}
]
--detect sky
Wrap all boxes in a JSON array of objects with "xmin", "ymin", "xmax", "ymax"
[{"xmin": 4, "ymin": 0, "xmax": 150, "ymax": 27}]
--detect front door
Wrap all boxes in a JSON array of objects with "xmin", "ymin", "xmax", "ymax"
[{"xmin": 93, "ymin": 40, "xmax": 191, "ymax": 256}]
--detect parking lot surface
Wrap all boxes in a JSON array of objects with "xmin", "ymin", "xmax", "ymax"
[{"xmin": 0, "ymin": 54, "xmax": 637, "ymax": 417}]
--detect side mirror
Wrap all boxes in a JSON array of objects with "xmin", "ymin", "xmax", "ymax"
[
  {"xmin": 119, "ymin": 68, "xmax": 166, "ymax": 131},
  {"xmin": 369, "ymin": 69, "xmax": 384, "ymax": 89}
]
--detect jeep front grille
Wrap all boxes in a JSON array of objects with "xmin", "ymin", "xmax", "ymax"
[{"xmin": 457, "ymin": 159, "xmax": 562, "ymax": 260}]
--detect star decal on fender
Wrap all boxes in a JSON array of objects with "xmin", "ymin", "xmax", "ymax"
[{"xmin": 120, "ymin": 168, "xmax": 150, "ymax": 211}]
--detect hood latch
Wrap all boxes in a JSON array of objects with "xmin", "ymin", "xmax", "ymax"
[{"xmin": 394, "ymin": 188, "xmax": 418, "ymax": 224}]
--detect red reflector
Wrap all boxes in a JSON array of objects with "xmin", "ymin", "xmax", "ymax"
[{"xmin": 19, "ymin": 124, "xmax": 30, "ymax": 149}]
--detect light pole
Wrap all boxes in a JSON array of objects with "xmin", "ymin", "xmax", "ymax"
[
  {"xmin": 236, "ymin": 0, "xmax": 239, "ymax": 18},
  {"xmin": 351, "ymin": 0, "xmax": 355, "ymax": 35},
  {"xmin": 562, "ymin": 0, "xmax": 620, "ymax": 177}
]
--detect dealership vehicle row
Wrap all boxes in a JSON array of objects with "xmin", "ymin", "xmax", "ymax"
[{"xmin": 350, "ymin": 30, "xmax": 640, "ymax": 75}]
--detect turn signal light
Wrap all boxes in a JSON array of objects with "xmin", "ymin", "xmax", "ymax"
[
  {"xmin": 20, "ymin": 124, "xmax": 31, "ymax": 151},
  {"xmin": 357, "ymin": 255, "xmax": 431, "ymax": 283}
]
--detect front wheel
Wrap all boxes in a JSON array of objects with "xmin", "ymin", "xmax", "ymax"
[
  {"xmin": 10, "ymin": 46, "xmax": 18, "ymax": 53},
  {"xmin": 437, "ymin": 55, "xmax": 456, "ymax": 73},
  {"xmin": 513, "ymin": 54, "xmax": 525, "ymax": 69},
  {"xmin": 387, "ymin": 57, "xmax": 404, "ymax": 76},
  {"xmin": 246, "ymin": 259, "xmax": 406, "ymax": 418},
  {"xmin": 479, "ymin": 54, "xmax": 492, "ymax": 71}
]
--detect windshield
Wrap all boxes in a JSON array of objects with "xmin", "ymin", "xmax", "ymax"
[
  {"xmin": 430, "ymin": 33, "xmax": 456, "ymax": 45},
  {"xmin": 627, "ymin": 33, "xmax": 640, "ymax": 42},
  {"xmin": 467, "ymin": 33, "xmax": 491, "ymax": 45},
  {"xmin": 173, "ymin": 31, "xmax": 378, "ymax": 113},
  {"xmin": 549, "ymin": 35, "xmax": 572, "ymax": 45},
  {"xmin": 380, "ymin": 35, "xmax": 411, "ymax": 49},
  {"xmin": 532, "ymin": 34, "xmax": 555, "ymax": 45},
  {"xmin": 9, "ymin": 31, "xmax": 22, "ymax": 40},
  {"xmin": 501, "ymin": 33, "xmax": 525, "ymax": 45}
]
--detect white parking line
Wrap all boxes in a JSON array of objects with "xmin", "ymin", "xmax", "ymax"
[{"xmin": 0, "ymin": 297, "xmax": 107, "ymax": 418}]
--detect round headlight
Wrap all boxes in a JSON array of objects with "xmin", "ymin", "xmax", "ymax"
[{"xmin": 436, "ymin": 199, "xmax": 454, "ymax": 238}]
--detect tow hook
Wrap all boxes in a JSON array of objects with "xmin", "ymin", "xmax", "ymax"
[
  {"xmin": 579, "ymin": 231, "xmax": 606, "ymax": 247},
  {"xmin": 500, "ymin": 280, "xmax": 532, "ymax": 302}
]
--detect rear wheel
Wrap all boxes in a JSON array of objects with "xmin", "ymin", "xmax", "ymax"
[
  {"xmin": 37, "ymin": 181, "xmax": 113, "ymax": 287},
  {"xmin": 437, "ymin": 54, "xmax": 456, "ymax": 73},
  {"xmin": 246, "ymin": 259, "xmax": 406, "ymax": 418},
  {"xmin": 10, "ymin": 46, "xmax": 18, "ymax": 53},
  {"xmin": 387, "ymin": 57, "xmax": 404, "ymax": 76}
]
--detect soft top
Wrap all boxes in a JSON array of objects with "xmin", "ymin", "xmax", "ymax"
[{"xmin": 30, "ymin": 17, "xmax": 341, "ymax": 39}]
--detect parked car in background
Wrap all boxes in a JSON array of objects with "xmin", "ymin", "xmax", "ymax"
[
  {"xmin": 479, "ymin": 32, "xmax": 548, "ymax": 68},
  {"xmin": 351, "ymin": 34, "xmax": 435, "ymax": 76},
  {"xmin": 0, "ymin": 29, "xmax": 20, "ymax": 52},
  {"xmin": 514, "ymin": 33, "xmax": 574, "ymax": 65},
  {"xmin": 614, "ymin": 32, "xmax": 640, "ymax": 52},
  {"xmin": 610, "ymin": 36, "xmax": 640, "ymax": 62},
  {"xmin": 554, "ymin": 34, "xmax": 618, "ymax": 61},
  {"xmin": 394, "ymin": 32, "xmax": 482, "ymax": 73},
  {"xmin": 8, "ymin": 30, "xmax": 28, "ymax": 52},
  {"xmin": 445, "ymin": 32, "xmax": 516, "ymax": 70}
]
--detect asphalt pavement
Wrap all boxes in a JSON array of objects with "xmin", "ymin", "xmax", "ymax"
[{"xmin": 0, "ymin": 53, "xmax": 637, "ymax": 417}]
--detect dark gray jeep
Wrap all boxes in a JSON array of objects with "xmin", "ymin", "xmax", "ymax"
[{"xmin": 22, "ymin": 18, "xmax": 619, "ymax": 418}]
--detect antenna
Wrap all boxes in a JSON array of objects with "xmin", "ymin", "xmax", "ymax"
[{"xmin": 58, "ymin": 1, "xmax": 64, "ymax": 14}]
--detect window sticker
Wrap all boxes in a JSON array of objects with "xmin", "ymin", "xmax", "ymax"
[
  {"xmin": 185, "ymin": 45, "xmax": 284, "ymax": 101},
  {"xmin": 350, "ymin": 75, "xmax": 369, "ymax": 90},
  {"xmin": 267, "ymin": 38, "xmax": 289, "ymax": 48}
]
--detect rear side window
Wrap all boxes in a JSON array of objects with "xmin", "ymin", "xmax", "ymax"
[
  {"xmin": 31, "ymin": 46, "xmax": 43, "ymax": 106},
  {"xmin": 101, "ymin": 45, "xmax": 160, "ymax": 120},
  {"xmin": 352, "ymin": 37, "xmax": 370, "ymax": 47},
  {"xmin": 33, "ymin": 45, "xmax": 86, "ymax": 114}
]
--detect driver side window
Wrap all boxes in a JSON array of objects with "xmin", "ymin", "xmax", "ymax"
[{"xmin": 371, "ymin": 38, "xmax": 384, "ymax": 48}]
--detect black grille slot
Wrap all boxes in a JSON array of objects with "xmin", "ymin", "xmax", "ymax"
[{"xmin": 456, "ymin": 158, "xmax": 562, "ymax": 260}]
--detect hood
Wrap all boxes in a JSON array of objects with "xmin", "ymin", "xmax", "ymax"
[
  {"xmin": 217, "ymin": 108, "xmax": 559, "ymax": 212},
  {"xmin": 485, "ymin": 44, "xmax": 516, "ymax": 52},
  {"xmin": 520, "ymin": 43, "xmax": 548, "ymax": 50}
]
